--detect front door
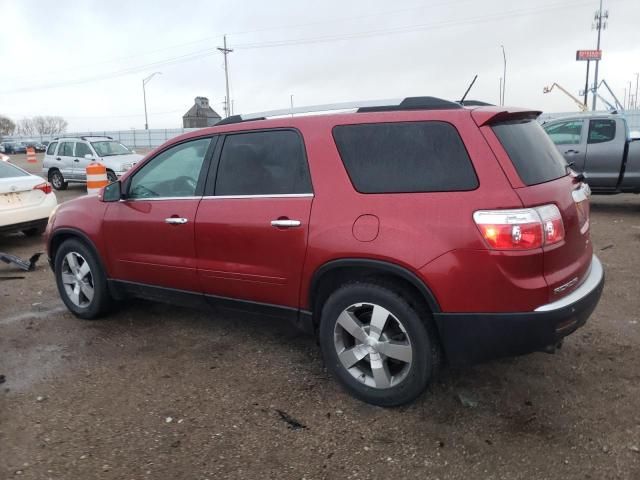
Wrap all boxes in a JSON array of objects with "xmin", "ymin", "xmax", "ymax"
[
  {"xmin": 195, "ymin": 129, "xmax": 313, "ymax": 308},
  {"xmin": 543, "ymin": 119, "xmax": 587, "ymax": 171},
  {"xmin": 73, "ymin": 141, "xmax": 94, "ymax": 180},
  {"xmin": 103, "ymin": 137, "xmax": 214, "ymax": 292},
  {"xmin": 56, "ymin": 141, "xmax": 76, "ymax": 179}
]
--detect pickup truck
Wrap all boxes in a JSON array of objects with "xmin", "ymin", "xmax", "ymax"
[{"xmin": 542, "ymin": 114, "xmax": 640, "ymax": 194}]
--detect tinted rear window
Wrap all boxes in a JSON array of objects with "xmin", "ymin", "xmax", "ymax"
[
  {"xmin": 333, "ymin": 121, "xmax": 478, "ymax": 193},
  {"xmin": 492, "ymin": 119, "xmax": 567, "ymax": 186}
]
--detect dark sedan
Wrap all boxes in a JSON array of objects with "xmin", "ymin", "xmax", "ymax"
[{"xmin": 1, "ymin": 142, "xmax": 27, "ymax": 154}]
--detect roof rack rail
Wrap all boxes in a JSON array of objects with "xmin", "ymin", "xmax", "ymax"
[
  {"xmin": 216, "ymin": 96, "xmax": 463, "ymax": 126},
  {"xmin": 53, "ymin": 135, "xmax": 113, "ymax": 141}
]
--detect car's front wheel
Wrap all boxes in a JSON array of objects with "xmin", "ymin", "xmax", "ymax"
[
  {"xmin": 54, "ymin": 238, "xmax": 112, "ymax": 319},
  {"xmin": 319, "ymin": 282, "xmax": 440, "ymax": 407},
  {"xmin": 49, "ymin": 170, "xmax": 68, "ymax": 190}
]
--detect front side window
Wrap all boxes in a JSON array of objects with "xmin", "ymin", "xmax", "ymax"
[
  {"xmin": 75, "ymin": 142, "xmax": 92, "ymax": 157},
  {"xmin": 59, "ymin": 142, "xmax": 74, "ymax": 156},
  {"xmin": 588, "ymin": 119, "xmax": 616, "ymax": 144},
  {"xmin": 333, "ymin": 121, "xmax": 478, "ymax": 193},
  {"xmin": 46, "ymin": 142, "xmax": 58, "ymax": 155},
  {"xmin": 91, "ymin": 141, "xmax": 131, "ymax": 156},
  {"xmin": 128, "ymin": 138, "xmax": 211, "ymax": 199},
  {"xmin": 544, "ymin": 120, "xmax": 584, "ymax": 145},
  {"xmin": 215, "ymin": 130, "xmax": 312, "ymax": 196}
]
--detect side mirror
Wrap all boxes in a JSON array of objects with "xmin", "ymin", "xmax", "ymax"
[
  {"xmin": 101, "ymin": 180, "xmax": 122, "ymax": 202},
  {"xmin": 84, "ymin": 154, "xmax": 94, "ymax": 160}
]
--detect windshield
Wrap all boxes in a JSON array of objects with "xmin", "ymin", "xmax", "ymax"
[
  {"xmin": 91, "ymin": 141, "xmax": 131, "ymax": 156},
  {"xmin": 0, "ymin": 161, "xmax": 29, "ymax": 178}
]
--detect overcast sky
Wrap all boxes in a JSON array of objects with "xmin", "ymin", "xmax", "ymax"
[{"xmin": 0, "ymin": 0, "xmax": 638, "ymax": 131}]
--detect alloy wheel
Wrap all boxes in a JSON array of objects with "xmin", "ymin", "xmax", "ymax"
[
  {"xmin": 333, "ymin": 302, "xmax": 413, "ymax": 389},
  {"xmin": 60, "ymin": 252, "xmax": 94, "ymax": 308}
]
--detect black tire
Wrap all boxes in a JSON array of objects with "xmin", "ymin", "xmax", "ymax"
[
  {"xmin": 106, "ymin": 170, "xmax": 118, "ymax": 183},
  {"xmin": 22, "ymin": 225, "xmax": 46, "ymax": 237},
  {"xmin": 319, "ymin": 281, "xmax": 439, "ymax": 407},
  {"xmin": 54, "ymin": 238, "xmax": 112, "ymax": 319},
  {"xmin": 49, "ymin": 169, "xmax": 68, "ymax": 190}
]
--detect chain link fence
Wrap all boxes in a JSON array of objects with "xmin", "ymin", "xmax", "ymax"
[{"xmin": 1, "ymin": 128, "xmax": 200, "ymax": 149}]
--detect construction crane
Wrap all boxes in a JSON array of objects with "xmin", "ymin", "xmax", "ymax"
[{"xmin": 543, "ymin": 83, "xmax": 588, "ymax": 112}]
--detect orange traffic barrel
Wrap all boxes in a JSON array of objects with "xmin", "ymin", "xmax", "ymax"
[
  {"xmin": 86, "ymin": 162, "xmax": 109, "ymax": 195},
  {"xmin": 26, "ymin": 147, "xmax": 37, "ymax": 163}
]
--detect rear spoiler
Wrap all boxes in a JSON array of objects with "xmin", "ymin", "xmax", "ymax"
[{"xmin": 471, "ymin": 108, "xmax": 542, "ymax": 126}]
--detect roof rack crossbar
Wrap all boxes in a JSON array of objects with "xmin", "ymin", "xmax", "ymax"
[{"xmin": 217, "ymin": 97, "xmax": 463, "ymax": 125}]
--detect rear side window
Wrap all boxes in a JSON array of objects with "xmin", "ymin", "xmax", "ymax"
[
  {"xmin": 588, "ymin": 119, "xmax": 616, "ymax": 144},
  {"xmin": 492, "ymin": 119, "xmax": 567, "ymax": 186},
  {"xmin": 46, "ymin": 142, "xmax": 58, "ymax": 155},
  {"xmin": 59, "ymin": 142, "xmax": 74, "ymax": 156},
  {"xmin": 215, "ymin": 130, "xmax": 312, "ymax": 196},
  {"xmin": 332, "ymin": 121, "xmax": 478, "ymax": 193}
]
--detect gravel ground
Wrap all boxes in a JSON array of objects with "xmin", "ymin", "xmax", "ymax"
[{"xmin": 1, "ymin": 153, "xmax": 639, "ymax": 479}]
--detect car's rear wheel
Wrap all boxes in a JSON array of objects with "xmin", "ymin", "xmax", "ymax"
[
  {"xmin": 49, "ymin": 170, "xmax": 68, "ymax": 190},
  {"xmin": 106, "ymin": 170, "xmax": 117, "ymax": 183},
  {"xmin": 54, "ymin": 238, "xmax": 112, "ymax": 319},
  {"xmin": 319, "ymin": 282, "xmax": 439, "ymax": 407}
]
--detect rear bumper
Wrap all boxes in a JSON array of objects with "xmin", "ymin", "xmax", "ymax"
[{"xmin": 434, "ymin": 255, "xmax": 605, "ymax": 366}]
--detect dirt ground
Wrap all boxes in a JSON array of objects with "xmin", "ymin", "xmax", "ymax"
[{"xmin": 1, "ymin": 153, "xmax": 639, "ymax": 479}]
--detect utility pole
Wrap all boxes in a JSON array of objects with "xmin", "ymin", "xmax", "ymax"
[
  {"xmin": 499, "ymin": 77, "xmax": 503, "ymax": 106},
  {"xmin": 217, "ymin": 35, "xmax": 233, "ymax": 118},
  {"xmin": 628, "ymin": 81, "xmax": 633, "ymax": 109},
  {"xmin": 583, "ymin": 60, "xmax": 590, "ymax": 107},
  {"xmin": 142, "ymin": 72, "xmax": 162, "ymax": 130},
  {"xmin": 635, "ymin": 73, "xmax": 639, "ymax": 109},
  {"xmin": 591, "ymin": 0, "xmax": 608, "ymax": 111},
  {"xmin": 290, "ymin": 94, "xmax": 294, "ymax": 116},
  {"xmin": 501, "ymin": 45, "xmax": 507, "ymax": 106}
]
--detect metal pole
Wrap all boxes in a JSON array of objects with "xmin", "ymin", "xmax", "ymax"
[
  {"xmin": 635, "ymin": 73, "xmax": 639, "ymax": 109},
  {"xmin": 143, "ymin": 79, "xmax": 148, "ymax": 130},
  {"xmin": 218, "ymin": 35, "xmax": 233, "ymax": 118},
  {"xmin": 501, "ymin": 45, "xmax": 506, "ymax": 106},
  {"xmin": 583, "ymin": 60, "xmax": 590, "ymax": 107},
  {"xmin": 629, "ymin": 81, "xmax": 633, "ymax": 109},
  {"xmin": 290, "ymin": 94, "xmax": 294, "ymax": 116},
  {"xmin": 499, "ymin": 77, "xmax": 502, "ymax": 105},
  {"xmin": 592, "ymin": 0, "xmax": 605, "ymax": 111}
]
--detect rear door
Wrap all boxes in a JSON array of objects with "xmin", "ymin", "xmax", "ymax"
[
  {"xmin": 584, "ymin": 118, "xmax": 625, "ymax": 188},
  {"xmin": 103, "ymin": 137, "xmax": 214, "ymax": 292},
  {"xmin": 194, "ymin": 129, "xmax": 313, "ymax": 308},
  {"xmin": 543, "ymin": 119, "xmax": 587, "ymax": 171},
  {"xmin": 485, "ymin": 117, "xmax": 593, "ymax": 303}
]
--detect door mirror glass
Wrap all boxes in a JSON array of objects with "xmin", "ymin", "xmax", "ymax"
[{"xmin": 102, "ymin": 180, "xmax": 121, "ymax": 202}]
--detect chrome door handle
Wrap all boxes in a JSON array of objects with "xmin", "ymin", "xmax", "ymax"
[
  {"xmin": 271, "ymin": 219, "xmax": 301, "ymax": 228},
  {"xmin": 165, "ymin": 217, "xmax": 188, "ymax": 225}
]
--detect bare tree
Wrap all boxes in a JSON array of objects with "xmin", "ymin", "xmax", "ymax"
[
  {"xmin": 15, "ymin": 116, "xmax": 68, "ymax": 136},
  {"xmin": 17, "ymin": 118, "xmax": 36, "ymax": 136},
  {"xmin": 0, "ymin": 115, "xmax": 16, "ymax": 136}
]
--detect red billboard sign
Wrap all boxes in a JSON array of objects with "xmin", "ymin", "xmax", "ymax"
[{"xmin": 576, "ymin": 50, "xmax": 602, "ymax": 61}]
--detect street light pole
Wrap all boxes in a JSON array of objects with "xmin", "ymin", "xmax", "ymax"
[
  {"xmin": 501, "ymin": 45, "xmax": 506, "ymax": 106},
  {"xmin": 142, "ymin": 72, "xmax": 162, "ymax": 130}
]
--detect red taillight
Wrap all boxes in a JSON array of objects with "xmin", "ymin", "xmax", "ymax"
[
  {"xmin": 33, "ymin": 182, "xmax": 52, "ymax": 194},
  {"xmin": 474, "ymin": 204, "xmax": 564, "ymax": 251}
]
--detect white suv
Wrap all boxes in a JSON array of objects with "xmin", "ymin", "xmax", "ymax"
[{"xmin": 42, "ymin": 136, "xmax": 143, "ymax": 190}]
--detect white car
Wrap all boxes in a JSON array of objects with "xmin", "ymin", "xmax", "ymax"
[
  {"xmin": 42, "ymin": 135, "xmax": 143, "ymax": 191},
  {"xmin": 1, "ymin": 160, "xmax": 57, "ymax": 236}
]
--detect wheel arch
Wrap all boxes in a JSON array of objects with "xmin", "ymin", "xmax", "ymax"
[
  {"xmin": 49, "ymin": 228, "xmax": 108, "ymax": 276},
  {"xmin": 309, "ymin": 258, "xmax": 441, "ymax": 318}
]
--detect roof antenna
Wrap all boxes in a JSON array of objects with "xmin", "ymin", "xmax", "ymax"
[{"xmin": 459, "ymin": 74, "xmax": 478, "ymax": 104}]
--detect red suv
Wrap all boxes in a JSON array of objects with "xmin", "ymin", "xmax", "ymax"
[{"xmin": 46, "ymin": 97, "xmax": 604, "ymax": 406}]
